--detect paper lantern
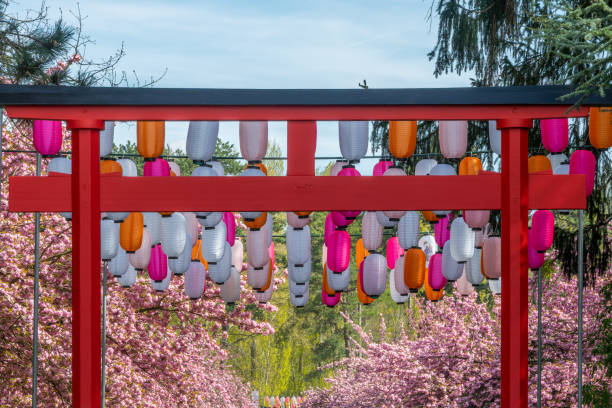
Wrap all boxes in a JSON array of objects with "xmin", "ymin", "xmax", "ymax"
[
  {"xmin": 439, "ymin": 120, "xmax": 467, "ymax": 159},
  {"xmin": 488, "ymin": 120, "xmax": 502, "ymax": 155},
  {"xmin": 117, "ymin": 264, "xmax": 137, "ymax": 287},
  {"xmin": 109, "ymin": 247, "xmax": 129, "ymax": 277},
  {"xmin": 362, "ymin": 253, "xmax": 387, "ymax": 298},
  {"xmin": 464, "ymin": 210, "xmax": 489, "ymax": 230},
  {"xmin": 373, "ymin": 159, "xmax": 393, "ymax": 176},
  {"xmin": 255, "ymin": 277, "xmax": 274, "ymax": 303},
  {"xmin": 442, "ymin": 240, "xmax": 463, "ymax": 281},
  {"xmin": 570, "ymin": 149, "xmax": 596, "ymax": 196},
  {"xmin": 142, "ymin": 212, "xmax": 162, "ymax": 246},
  {"xmin": 143, "ymin": 157, "xmax": 170, "ymax": 177},
  {"xmin": 465, "ymin": 247, "xmax": 484, "ymax": 286},
  {"xmin": 191, "ymin": 240, "xmax": 208, "ymax": 269},
  {"xmin": 456, "ymin": 269, "xmax": 475, "ymax": 296},
  {"xmin": 417, "ymin": 235, "xmax": 438, "ymax": 267},
  {"xmin": 288, "ymin": 259, "xmax": 311, "ymax": 285},
  {"xmin": 482, "ymin": 236, "xmax": 501, "ymax": 279},
  {"xmin": 264, "ymin": 216, "xmax": 274, "ymax": 248},
  {"xmin": 196, "ymin": 211, "xmax": 223, "ymax": 227},
  {"xmin": 474, "ymin": 228, "xmax": 485, "ymax": 249},
  {"xmin": 209, "ymin": 241, "xmax": 232, "ymax": 284},
  {"xmin": 489, "ymin": 277, "xmax": 502, "ymax": 295},
  {"xmin": 120, "ymin": 212, "xmax": 143, "ymax": 253},
  {"xmin": 357, "ymin": 261, "xmax": 375, "ymax": 305},
  {"xmin": 100, "ymin": 159, "xmax": 122, "ymax": 176},
  {"xmin": 428, "ymin": 252, "xmax": 446, "ymax": 290},
  {"xmin": 202, "ymin": 221, "xmax": 227, "ymax": 263},
  {"xmin": 450, "ymin": 217, "xmax": 475, "ymax": 263},
  {"xmin": 338, "ymin": 121, "xmax": 368, "ymax": 161},
  {"xmin": 330, "ymin": 160, "xmax": 349, "ymax": 176},
  {"xmin": 290, "ymin": 286, "xmax": 309, "ymax": 307},
  {"xmin": 528, "ymin": 228, "xmax": 545, "ymax": 270},
  {"xmin": 322, "ymin": 287, "xmax": 341, "ymax": 307},
  {"xmin": 355, "ymin": 238, "xmax": 369, "ymax": 268},
  {"xmin": 99, "ymin": 121, "xmax": 115, "ymax": 158},
  {"xmin": 528, "ymin": 155, "xmax": 552, "ymax": 174},
  {"xmin": 553, "ymin": 163, "xmax": 570, "ymax": 177},
  {"xmin": 361, "ymin": 211, "xmax": 382, "ymax": 251},
  {"xmin": 243, "ymin": 161, "xmax": 268, "ymax": 175},
  {"xmin": 327, "ymin": 230, "xmax": 351, "ymax": 273},
  {"xmin": 168, "ymin": 161, "xmax": 180, "ymax": 176},
  {"xmin": 247, "ymin": 261, "xmax": 270, "ymax": 290},
  {"xmin": 239, "ymin": 121, "xmax": 268, "ymax": 162},
  {"xmin": 184, "ymin": 261, "xmax": 207, "ymax": 299},
  {"xmin": 415, "ymin": 159, "xmax": 438, "ymax": 175},
  {"xmin": 246, "ymin": 227, "xmax": 269, "ymax": 268},
  {"xmin": 386, "ymin": 237, "xmax": 404, "ymax": 269},
  {"xmin": 289, "ymin": 276, "xmax": 308, "ymax": 297},
  {"xmin": 337, "ymin": 165, "xmax": 362, "ymax": 219},
  {"xmin": 243, "ymin": 211, "xmax": 267, "ymax": 230},
  {"xmin": 101, "ymin": 219, "xmax": 119, "ymax": 261},
  {"xmin": 390, "ymin": 266, "xmax": 410, "ymax": 304},
  {"xmin": 33, "ymin": 120, "xmax": 62, "ymax": 156},
  {"xmin": 382, "ymin": 166, "xmax": 407, "ymax": 220},
  {"xmin": 393, "ymin": 255, "xmax": 408, "ymax": 295},
  {"xmin": 331, "ymin": 210, "xmax": 353, "ymax": 228},
  {"xmin": 589, "ymin": 107, "xmax": 612, "ymax": 149},
  {"xmin": 47, "ymin": 156, "xmax": 71, "ymax": 176},
  {"xmin": 231, "ymin": 238, "xmax": 244, "ymax": 270},
  {"xmin": 129, "ymin": 227, "xmax": 152, "ymax": 271},
  {"xmin": 160, "ymin": 212, "xmax": 186, "ymax": 259},
  {"xmin": 181, "ymin": 212, "xmax": 199, "ymax": 247},
  {"xmin": 541, "ymin": 118, "xmax": 568, "ymax": 153},
  {"xmin": 207, "ymin": 160, "xmax": 224, "ymax": 176},
  {"xmin": 287, "ymin": 225, "xmax": 311, "ymax": 265},
  {"xmin": 424, "ymin": 268, "xmax": 444, "ymax": 302},
  {"xmin": 458, "ymin": 156, "xmax": 482, "ymax": 175},
  {"xmin": 397, "ymin": 211, "xmax": 419, "ymax": 249},
  {"xmin": 137, "ymin": 121, "xmax": 165, "ymax": 159},
  {"xmin": 389, "ymin": 121, "xmax": 417, "ymax": 158},
  {"xmin": 221, "ymin": 212, "xmax": 236, "ymax": 247},
  {"xmin": 287, "ymin": 211, "xmax": 310, "ymax": 228},
  {"xmin": 294, "ymin": 211, "xmax": 312, "ymax": 218},
  {"xmin": 327, "ymin": 265, "xmax": 350, "ymax": 292},
  {"xmin": 114, "ymin": 158, "xmax": 136, "ymax": 177},
  {"xmin": 186, "ymin": 121, "xmax": 218, "ymax": 162},
  {"xmin": 531, "ymin": 210, "xmax": 554, "ymax": 253},
  {"xmin": 258, "ymin": 257, "xmax": 274, "ymax": 293},
  {"xmin": 548, "ymin": 153, "xmax": 568, "ymax": 171},
  {"xmin": 434, "ymin": 215, "xmax": 451, "ymax": 247},
  {"xmin": 168, "ymin": 233, "xmax": 192, "ymax": 275},
  {"xmin": 376, "ymin": 211, "xmax": 398, "ymax": 228},
  {"xmin": 421, "ymin": 210, "xmax": 439, "ymax": 224},
  {"xmin": 220, "ymin": 267, "xmax": 241, "ymax": 305},
  {"xmin": 148, "ymin": 244, "xmax": 168, "ymax": 282}
]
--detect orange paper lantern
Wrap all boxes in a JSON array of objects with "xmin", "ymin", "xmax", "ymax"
[
  {"xmin": 191, "ymin": 239, "xmax": 209, "ymax": 270},
  {"xmin": 404, "ymin": 247, "xmax": 426, "ymax": 292},
  {"xmin": 422, "ymin": 210, "xmax": 439, "ymax": 224},
  {"xmin": 355, "ymin": 238, "xmax": 370, "ymax": 267},
  {"xmin": 244, "ymin": 212, "xmax": 268, "ymax": 229},
  {"xmin": 244, "ymin": 161, "xmax": 268, "ymax": 175},
  {"xmin": 137, "ymin": 121, "xmax": 165, "ymax": 159},
  {"xmin": 528, "ymin": 155, "xmax": 552, "ymax": 174},
  {"xmin": 293, "ymin": 211, "xmax": 312, "ymax": 218},
  {"xmin": 589, "ymin": 107, "xmax": 612, "ymax": 149},
  {"xmin": 100, "ymin": 159, "xmax": 122, "ymax": 176},
  {"xmin": 458, "ymin": 156, "xmax": 482, "ymax": 175},
  {"xmin": 119, "ymin": 212, "xmax": 143, "ymax": 253},
  {"xmin": 388, "ymin": 121, "xmax": 417, "ymax": 159}
]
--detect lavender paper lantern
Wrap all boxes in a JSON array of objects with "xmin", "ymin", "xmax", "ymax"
[
  {"xmin": 208, "ymin": 241, "xmax": 232, "ymax": 284},
  {"xmin": 289, "ymin": 275, "xmax": 309, "ymax": 296},
  {"xmin": 231, "ymin": 238, "xmax": 244, "ymax": 270},
  {"xmin": 101, "ymin": 219, "xmax": 119, "ymax": 261},
  {"xmin": 439, "ymin": 120, "xmax": 468, "ymax": 159},
  {"xmin": 117, "ymin": 158, "xmax": 138, "ymax": 177},
  {"xmin": 428, "ymin": 252, "xmax": 446, "ymax": 290},
  {"xmin": 489, "ymin": 277, "xmax": 502, "ymax": 295},
  {"xmin": 362, "ymin": 211, "xmax": 382, "ymax": 251},
  {"xmin": 221, "ymin": 267, "xmax": 242, "ymax": 304},
  {"xmin": 197, "ymin": 212, "xmax": 223, "ymax": 228},
  {"xmin": 531, "ymin": 210, "xmax": 554, "ymax": 253},
  {"xmin": 488, "ymin": 121, "xmax": 502, "ymax": 155},
  {"xmin": 183, "ymin": 212, "xmax": 199, "ymax": 247},
  {"xmin": 338, "ymin": 121, "xmax": 368, "ymax": 161},
  {"xmin": 327, "ymin": 265, "xmax": 350, "ymax": 292},
  {"xmin": 239, "ymin": 166, "xmax": 266, "ymax": 220},
  {"xmin": 415, "ymin": 159, "xmax": 438, "ymax": 176},
  {"xmin": 186, "ymin": 121, "xmax": 218, "ymax": 162},
  {"xmin": 117, "ymin": 264, "xmax": 137, "ymax": 287},
  {"xmin": 47, "ymin": 156, "xmax": 72, "ymax": 220},
  {"xmin": 376, "ymin": 211, "xmax": 398, "ymax": 229},
  {"xmin": 99, "ymin": 121, "xmax": 115, "ymax": 158},
  {"xmin": 191, "ymin": 164, "xmax": 218, "ymax": 219},
  {"xmin": 362, "ymin": 253, "xmax": 387, "ymax": 298},
  {"xmin": 398, "ymin": 211, "xmax": 419, "ymax": 250},
  {"xmin": 247, "ymin": 261, "xmax": 269, "ymax": 290},
  {"xmin": 255, "ymin": 280, "xmax": 274, "ymax": 304},
  {"xmin": 482, "ymin": 236, "xmax": 501, "ymax": 279},
  {"xmin": 291, "ymin": 286, "xmax": 309, "ymax": 307},
  {"xmin": 393, "ymin": 254, "xmax": 410, "ymax": 296},
  {"xmin": 466, "ymin": 247, "xmax": 484, "ymax": 286},
  {"xmin": 390, "ymin": 266, "xmax": 410, "ymax": 304},
  {"xmin": 202, "ymin": 221, "xmax": 227, "ymax": 263},
  {"xmin": 327, "ymin": 230, "xmax": 351, "ymax": 273},
  {"xmin": 442, "ymin": 241, "xmax": 463, "ymax": 281},
  {"xmin": 168, "ymin": 233, "xmax": 192, "ymax": 275},
  {"xmin": 184, "ymin": 261, "xmax": 207, "ymax": 299},
  {"xmin": 541, "ymin": 118, "xmax": 568, "ymax": 153},
  {"xmin": 207, "ymin": 160, "xmax": 224, "ymax": 176},
  {"xmin": 33, "ymin": 120, "xmax": 62, "ymax": 156},
  {"xmin": 143, "ymin": 212, "xmax": 162, "ymax": 246},
  {"xmin": 288, "ymin": 260, "xmax": 311, "ymax": 284}
]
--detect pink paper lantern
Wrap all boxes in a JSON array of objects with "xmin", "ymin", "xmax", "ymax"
[
  {"xmin": 223, "ymin": 212, "xmax": 236, "ymax": 246},
  {"xmin": 428, "ymin": 252, "xmax": 446, "ymax": 290},
  {"xmin": 569, "ymin": 149, "xmax": 596, "ymax": 196},
  {"xmin": 386, "ymin": 237, "xmax": 404, "ymax": 269},
  {"xmin": 337, "ymin": 165, "xmax": 361, "ymax": 219},
  {"xmin": 455, "ymin": 269, "xmax": 474, "ymax": 296},
  {"xmin": 322, "ymin": 288, "xmax": 341, "ymax": 307},
  {"xmin": 541, "ymin": 118, "xmax": 568, "ymax": 153},
  {"xmin": 331, "ymin": 210, "xmax": 353, "ymax": 228},
  {"xmin": 144, "ymin": 158, "xmax": 171, "ymax": 176},
  {"xmin": 327, "ymin": 230, "xmax": 351, "ymax": 273},
  {"xmin": 373, "ymin": 159, "xmax": 393, "ymax": 176},
  {"xmin": 483, "ymin": 236, "xmax": 501, "ymax": 279},
  {"xmin": 531, "ymin": 210, "xmax": 555, "ymax": 253},
  {"xmin": 33, "ymin": 120, "xmax": 63, "ymax": 156},
  {"xmin": 528, "ymin": 228, "xmax": 545, "ymax": 270},
  {"xmin": 148, "ymin": 244, "xmax": 168, "ymax": 282},
  {"xmin": 463, "ymin": 210, "xmax": 490, "ymax": 230},
  {"xmin": 434, "ymin": 215, "xmax": 451, "ymax": 247}
]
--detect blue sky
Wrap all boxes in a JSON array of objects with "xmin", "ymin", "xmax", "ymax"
[{"xmin": 13, "ymin": 0, "xmax": 471, "ymax": 172}]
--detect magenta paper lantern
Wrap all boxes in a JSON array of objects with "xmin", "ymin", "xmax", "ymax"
[
  {"xmin": 373, "ymin": 159, "xmax": 393, "ymax": 176},
  {"xmin": 33, "ymin": 120, "xmax": 62, "ymax": 156},
  {"xmin": 531, "ymin": 210, "xmax": 555, "ymax": 253},
  {"xmin": 541, "ymin": 118, "xmax": 568, "ymax": 153},
  {"xmin": 434, "ymin": 215, "xmax": 451, "ymax": 247},
  {"xmin": 327, "ymin": 230, "xmax": 351, "ymax": 273},
  {"xmin": 331, "ymin": 210, "xmax": 353, "ymax": 228},
  {"xmin": 528, "ymin": 228, "xmax": 545, "ymax": 270},
  {"xmin": 144, "ymin": 158, "xmax": 170, "ymax": 176},
  {"xmin": 428, "ymin": 252, "xmax": 446, "ymax": 290},
  {"xmin": 386, "ymin": 237, "xmax": 404, "ymax": 269},
  {"xmin": 464, "ymin": 210, "xmax": 490, "ymax": 230},
  {"xmin": 324, "ymin": 213, "xmax": 335, "ymax": 246},
  {"xmin": 569, "ymin": 149, "xmax": 596, "ymax": 196},
  {"xmin": 337, "ymin": 165, "xmax": 361, "ymax": 219},
  {"xmin": 148, "ymin": 244, "xmax": 168, "ymax": 282},
  {"xmin": 223, "ymin": 212, "xmax": 236, "ymax": 246},
  {"xmin": 322, "ymin": 288, "xmax": 341, "ymax": 307},
  {"xmin": 483, "ymin": 236, "xmax": 501, "ymax": 279}
]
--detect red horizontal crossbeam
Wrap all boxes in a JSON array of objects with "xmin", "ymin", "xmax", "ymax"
[
  {"xmin": 9, "ymin": 174, "xmax": 585, "ymax": 212},
  {"xmin": 5, "ymin": 104, "xmax": 589, "ymax": 121}
]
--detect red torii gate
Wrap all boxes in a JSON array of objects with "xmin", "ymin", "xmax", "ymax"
[{"xmin": 2, "ymin": 84, "xmax": 605, "ymax": 408}]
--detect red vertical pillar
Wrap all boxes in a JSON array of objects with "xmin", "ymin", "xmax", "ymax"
[
  {"xmin": 498, "ymin": 119, "xmax": 531, "ymax": 408},
  {"xmin": 287, "ymin": 121, "xmax": 316, "ymax": 176},
  {"xmin": 67, "ymin": 119, "xmax": 105, "ymax": 408}
]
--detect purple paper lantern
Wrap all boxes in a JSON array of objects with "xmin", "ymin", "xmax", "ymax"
[
  {"xmin": 541, "ymin": 118, "xmax": 568, "ymax": 153},
  {"xmin": 33, "ymin": 120, "xmax": 63, "ymax": 156}
]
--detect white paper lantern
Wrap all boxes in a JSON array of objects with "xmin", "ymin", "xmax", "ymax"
[
  {"xmin": 99, "ymin": 121, "xmax": 115, "ymax": 158},
  {"xmin": 442, "ymin": 241, "xmax": 463, "ymax": 281},
  {"xmin": 466, "ymin": 247, "xmax": 484, "ymax": 286},
  {"xmin": 197, "ymin": 212, "xmax": 223, "ymax": 228},
  {"xmin": 488, "ymin": 120, "xmax": 502, "ymax": 155},
  {"xmin": 382, "ymin": 167, "xmax": 407, "ymax": 220},
  {"xmin": 239, "ymin": 121, "xmax": 268, "ymax": 162},
  {"xmin": 239, "ymin": 166, "xmax": 266, "ymax": 220},
  {"xmin": 291, "ymin": 286, "xmax": 309, "ymax": 307},
  {"xmin": 117, "ymin": 158, "xmax": 138, "ymax": 177},
  {"xmin": 489, "ymin": 276, "xmax": 502, "ymax": 295},
  {"xmin": 376, "ymin": 211, "xmax": 398, "ymax": 229},
  {"xmin": 287, "ymin": 212, "xmax": 310, "ymax": 228},
  {"xmin": 338, "ymin": 121, "xmax": 368, "ymax": 161},
  {"xmin": 255, "ymin": 280, "xmax": 274, "ymax": 303},
  {"xmin": 361, "ymin": 211, "xmax": 382, "ymax": 251},
  {"xmin": 450, "ymin": 217, "xmax": 475, "ymax": 263},
  {"xmin": 247, "ymin": 261, "xmax": 269, "ymax": 290},
  {"xmin": 48, "ymin": 157, "xmax": 72, "ymax": 220},
  {"xmin": 151, "ymin": 267, "xmax": 172, "ymax": 292},
  {"xmin": 208, "ymin": 241, "xmax": 232, "ymax": 284},
  {"xmin": 129, "ymin": 227, "xmax": 152, "ymax": 271},
  {"xmin": 246, "ymin": 227, "xmax": 269, "ymax": 268},
  {"xmin": 362, "ymin": 253, "xmax": 387, "ymax": 297},
  {"xmin": 398, "ymin": 211, "xmax": 419, "ymax": 249},
  {"xmin": 393, "ymin": 254, "xmax": 410, "ymax": 295},
  {"xmin": 143, "ymin": 212, "xmax": 162, "ymax": 246},
  {"xmin": 184, "ymin": 261, "xmax": 207, "ymax": 299},
  {"xmin": 117, "ymin": 264, "xmax": 137, "ymax": 287},
  {"xmin": 160, "ymin": 212, "xmax": 186, "ymax": 259},
  {"xmin": 207, "ymin": 160, "xmax": 224, "ymax": 176},
  {"xmin": 201, "ymin": 221, "xmax": 227, "ymax": 263},
  {"xmin": 418, "ymin": 235, "xmax": 438, "ymax": 266},
  {"xmin": 327, "ymin": 265, "xmax": 350, "ymax": 292},
  {"xmin": 263, "ymin": 214, "xmax": 274, "ymax": 248},
  {"xmin": 186, "ymin": 121, "xmax": 219, "ymax": 162},
  {"xmin": 220, "ymin": 266, "xmax": 241, "ymax": 304},
  {"xmin": 287, "ymin": 225, "xmax": 311, "ymax": 265},
  {"xmin": 439, "ymin": 120, "xmax": 468, "ymax": 159},
  {"xmin": 168, "ymin": 233, "xmax": 192, "ymax": 275},
  {"xmin": 182, "ymin": 212, "xmax": 199, "ymax": 247},
  {"xmin": 390, "ymin": 268, "xmax": 410, "ymax": 304},
  {"xmin": 231, "ymin": 238, "xmax": 244, "ymax": 270},
  {"xmin": 109, "ymin": 247, "xmax": 129, "ymax": 277},
  {"xmin": 192, "ymin": 165, "xmax": 218, "ymax": 218},
  {"xmin": 548, "ymin": 153, "xmax": 568, "ymax": 170},
  {"xmin": 289, "ymin": 276, "xmax": 309, "ymax": 296},
  {"xmin": 414, "ymin": 159, "xmax": 438, "ymax": 175},
  {"xmin": 288, "ymin": 260, "xmax": 311, "ymax": 284},
  {"xmin": 101, "ymin": 218, "xmax": 119, "ymax": 261}
]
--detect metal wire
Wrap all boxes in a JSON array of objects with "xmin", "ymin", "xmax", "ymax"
[
  {"xmin": 577, "ymin": 210, "xmax": 584, "ymax": 408},
  {"xmin": 32, "ymin": 153, "xmax": 41, "ymax": 408}
]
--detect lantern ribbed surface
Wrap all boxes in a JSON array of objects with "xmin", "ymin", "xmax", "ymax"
[
  {"xmin": 458, "ymin": 156, "xmax": 482, "ymax": 175},
  {"xmin": 385, "ymin": 237, "xmax": 403, "ymax": 269},
  {"xmin": 434, "ymin": 215, "xmax": 450, "ymax": 247},
  {"xmin": 338, "ymin": 121, "xmax": 368, "ymax": 161},
  {"xmin": 531, "ymin": 210, "xmax": 555, "ymax": 253},
  {"xmin": 357, "ymin": 261, "xmax": 374, "ymax": 305},
  {"xmin": 390, "ymin": 268, "xmax": 410, "ymax": 304},
  {"xmin": 287, "ymin": 225, "xmax": 311, "ymax": 265},
  {"xmin": 99, "ymin": 121, "xmax": 115, "ymax": 158},
  {"xmin": 327, "ymin": 265, "xmax": 350, "ymax": 292},
  {"xmin": 168, "ymin": 233, "xmax": 192, "ymax": 275},
  {"xmin": 291, "ymin": 286, "xmax": 309, "ymax": 307},
  {"xmin": 418, "ymin": 235, "xmax": 438, "ymax": 266},
  {"xmin": 466, "ymin": 247, "xmax": 484, "ymax": 286},
  {"xmin": 389, "ymin": 120, "xmax": 417, "ymax": 159},
  {"xmin": 393, "ymin": 255, "xmax": 409, "ymax": 295},
  {"xmin": 373, "ymin": 160, "xmax": 393, "ymax": 176},
  {"xmin": 144, "ymin": 158, "xmax": 170, "ymax": 177},
  {"xmin": 288, "ymin": 259, "xmax": 311, "ymax": 285},
  {"xmin": 404, "ymin": 247, "xmax": 426, "ymax": 291},
  {"xmin": 221, "ymin": 267, "xmax": 241, "ymax": 304},
  {"xmin": 117, "ymin": 158, "xmax": 137, "ymax": 177},
  {"xmin": 489, "ymin": 277, "xmax": 502, "ymax": 295},
  {"xmin": 33, "ymin": 120, "xmax": 62, "ymax": 156},
  {"xmin": 246, "ymin": 227, "xmax": 269, "ymax": 268},
  {"xmin": 428, "ymin": 252, "xmax": 446, "ymax": 290},
  {"xmin": 198, "ymin": 211, "xmax": 224, "ymax": 228},
  {"xmin": 120, "ymin": 212, "xmax": 143, "ymax": 253},
  {"xmin": 376, "ymin": 211, "xmax": 398, "ymax": 228},
  {"xmin": 239, "ymin": 121, "xmax": 268, "ymax": 161},
  {"xmin": 362, "ymin": 253, "xmax": 387, "ymax": 298},
  {"xmin": 287, "ymin": 211, "xmax": 310, "ymax": 228},
  {"xmin": 570, "ymin": 149, "xmax": 596, "ymax": 196},
  {"xmin": 289, "ymin": 276, "xmax": 308, "ymax": 296},
  {"xmin": 443, "ymin": 240, "xmax": 464, "ymax": 281},
  {"xmin": 327, "ymin": 230, "xmax": 351, "ymax": 273},
  {"xmin": 456, "ymin": 269, "xmax": 475, "ymax": 295},
  {"xmin": 482, "ymin": 237, "xmax": 501, "ymax": 279},
  {"xmin": 231, "ymin": 238, "xmax": 244, "ymax": 269},
  {"xmin": 362, "ymin": 211, "xmax": 382, "ymax": 251},
  {"xmin": 184, "ymin": 261, "xmax": 207, "ymax": 299},
  {"xmin": 143, "ymin": 212, "xmax": 162, "ymax": 246},
  {"xmin": 109, "ymin": 247, "xmax": 129, "ymax": 277},
  {"xmin": 439, "ymin": 120, "xmax": 467, "ymax": 159},
  {"xmin": 464, "ymin": 210, "xmax": 489, "ymax": 230},
  {"xmin": 397, "ymin": 211, "xmax": 419, "ymax": 249},
  {"xmin": 414, "ymin": 159, "xmax": 438, "ymax": 175},
  {"xmin": 117, "ymin": 264, "xmax": 137, "ymax": 287},
  {"xmin": 382, "ymin": 167, "xmax": 407, "ymax": 219},
  {"xmin": 148, "ymin": 244, "xmax": 168, "ymax": 282},
  {"xmin": 137, "ymin": 121, "xmax": 165, "ymax": 159},
  {"xmin": 450, "ymin": 217, "xmax": 475, "ymax": 263},
  {"xmin": 589, "ymin": 107, "xmax": 612, "ymax": 149},
  {"xmin": 541, "ymin": 118, "xmax": 568, "ymax": 153},
  {"xmin": 129, "ymin": 227, "xmax": 152, "ymax": 270},
  {"xmin": 101, "ymin": 219, "xmax": 119, "ymax": 261},
  {"xmin": 202, "ymin": 220, "xmax": 227, "ymax": 263},
  {"xmin": 222, "ymin": 212, "xmax": 236, "ymax": 247},
  {"xmin": 186, "ymin": 121, "xmax": 219, "ymax": 162},
  {"xmin": 528, "ymin": 228, "xmax": 545, "ymax": 270},
  {"xmin": 209, "ymin": 241, "xmax": 232, "ymax": 284},
  {"xmin": 160, "ymin": 212, "xmax": 187, "ymax": 259},
  {"xmin": 488, "ymin": 121, "xmax": 502, "ymax": 155},
  {"xmin": 247, "ymin": 261, "xmax": 270, "ymax": 290}
]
